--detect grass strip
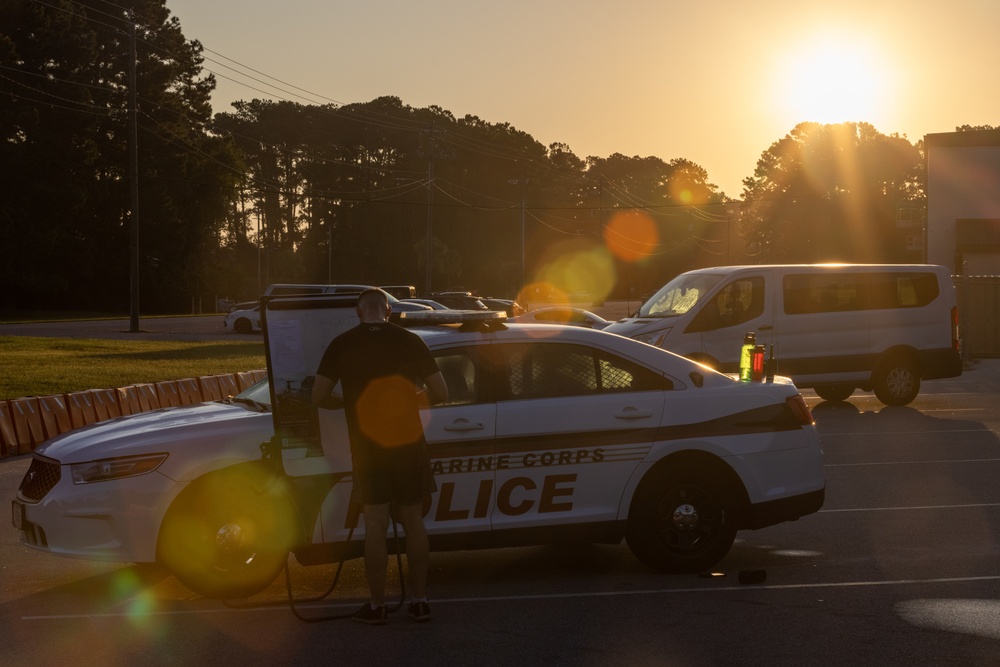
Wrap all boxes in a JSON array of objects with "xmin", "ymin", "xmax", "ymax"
[{"xmin": 0, "ymin": 336, "xmax": 266, "ymax": 400}]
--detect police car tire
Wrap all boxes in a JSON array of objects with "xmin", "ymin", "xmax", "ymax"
[
  {"xmin": 625, "ymin": 463, "xmax": 738, "ymax": 574},
  {"xmin": 157, "ymin": 464, "xmax": 300, "ymax": 599}
]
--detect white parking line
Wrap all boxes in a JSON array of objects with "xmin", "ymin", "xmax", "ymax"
[
  {"xmin": 20, "ymin": 575, "xmax": 1000, "ymax": 621},
  {"xmin": 820, "ymin": 428, "xmax": 995, "ymax": 437},
  {"xmin": 820, "ymin": 503, "xmax": 1000, "ymax": 513},
  {"xmin": 826, "ymin": 458, "xmax": 1000, "ymax": 467}
]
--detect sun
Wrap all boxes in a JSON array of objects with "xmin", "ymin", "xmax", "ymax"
[{"xmin": 774, "ymin": 36, "xmax": 888, "ymax": 125}]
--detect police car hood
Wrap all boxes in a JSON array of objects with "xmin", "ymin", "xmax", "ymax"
[{"xmin": 32, "ymin": 401, "xmax": 273, "ymax": 466}]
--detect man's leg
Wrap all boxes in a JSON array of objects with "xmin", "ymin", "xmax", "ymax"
[
  {"xmin": 362, "ymin": 503, "xmax": 391, "ymax": 606},
  {"xmin": 395, "ymin": 503, "xmax": 429, "ymax": 600}
]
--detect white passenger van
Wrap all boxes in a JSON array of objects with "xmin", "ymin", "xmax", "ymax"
[{"xmin": 604, "ymin": 264, "xmax": 962, "ymax": 405}]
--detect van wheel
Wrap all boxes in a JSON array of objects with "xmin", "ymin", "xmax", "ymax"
[
  {"xmin": 814, "ymin": 385, "xmax": 854, "ymax": 402},
  {"xmin": 625, "ymin": 464, "xmax": 738, "ymax": 573},
  {"xmin": 874, "ymin": 357, "xmax": 920, "ymax": 406}
]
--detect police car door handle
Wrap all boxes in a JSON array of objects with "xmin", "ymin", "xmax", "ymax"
[
  {"xmin": 614, "ymin": 407, "xmax": 653, "ymax": 420},
  {"xmin": 444, "ymin": 418, "xmax": 484, "ymax": 432}
]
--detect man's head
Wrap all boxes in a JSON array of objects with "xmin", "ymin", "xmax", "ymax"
[{"xmin": 357, "ymin": 288, "xmax": 391, "ymax": 323}]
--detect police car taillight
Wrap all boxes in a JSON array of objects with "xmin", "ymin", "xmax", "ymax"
[{"xmin": 785, "ymin": 394, "xmax": 814, "ymax": 426}]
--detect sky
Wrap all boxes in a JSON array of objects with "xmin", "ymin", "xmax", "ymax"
[{"xmin": 166, "ymin": 0, "xmax": 999, "ymax": 198}]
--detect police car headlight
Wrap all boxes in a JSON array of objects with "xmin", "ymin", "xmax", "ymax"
[
  {"xmin": 71, "ymin": 454, "xmax": 169, "ymax": 484},
  {"xmin": 635, "ymin": 328, "xmax": 672, "ymax": 347}
]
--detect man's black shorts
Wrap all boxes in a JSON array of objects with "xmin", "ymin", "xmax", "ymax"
[{"xmin": 352, "ymin": 443, "xmax": 436, "ymax": 506}]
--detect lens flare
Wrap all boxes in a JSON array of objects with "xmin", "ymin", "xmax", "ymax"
[
  {"xmin": 357, "ymin": 375, "xmax": 426, "ymax": 447},
  {"xmin": 603, "ymin": 211, "xmax": 659, "ymax": 263},
  {"xmin": 518, "ymin": 239, "xmax": 617, "ymax": 307},
  {"xmin": 106, "ymin": 568, "xmax": 162, "ymax": 630}
]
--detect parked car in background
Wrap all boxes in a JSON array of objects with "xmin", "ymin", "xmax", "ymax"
[
  {"xmin": 381, "ymin": 285, "xmax": 417, "ymax": 299},
  {"xmin": 389, "ymin": 300, "xmax": 433, "ymax": 321},
  {"xmin": 480, "ymin": 297, "xmax": 525, "ymax": 317},
  {"xmin": 263, "ymin": 283, "xmax": 372, "ymax": 297},
  {"xmin": 427, "ymin": 292, "xmax": 489, "ymax": 310},
  {"xmin": 605, "ymin": 264, "xmax": 962, "ymax": 405},
  {"xmin": 510, "ymin": 307, "xmax": 612, "ymax": 329},
  {"xmin": 402, "ymin": 298, "xmax": 450, "ymax": 310},
  {"xmin": 225, "ymin": 288, "xmax": 410, "ymax": 333},
  {"xmin": 224, "ymin": 306, "xmax": 261, "ymax": 334}
]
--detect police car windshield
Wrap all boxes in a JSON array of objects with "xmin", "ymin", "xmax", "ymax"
[
  {"xmin": 229, "ymin": 379, "xmax": 272, "ymax": 409},
  {"xmin": 638, "ymin": 273, "xmax": 724, "ymax": 318}
]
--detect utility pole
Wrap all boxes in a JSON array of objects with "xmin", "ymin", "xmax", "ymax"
[
  {"xmin": 127, "ymin": 11, "xmax": 140, "ymax": 333},
  {"xmin": 424, "ymin": 123, "xmax": 435, "ymax": 294},
  {"xmin": 520, "ymin": 181, "xmax": 526, "ymax": 293},
  {"xmin": 420, "ymin": 123, "xmax": 451, "ymax": 293}
]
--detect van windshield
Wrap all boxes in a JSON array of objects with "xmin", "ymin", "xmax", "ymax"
[{"xmin": 638, "ymin": 273, "xmax": 723, "ymax": 317}]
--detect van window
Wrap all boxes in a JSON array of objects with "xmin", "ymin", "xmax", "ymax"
[
  {"xmin": 783, "ymin": 274, "xmax": 864, "ymax": 314},
  {"xmin": 866, "ymin": 272, "xmax": 939, "ymax": 309},
  {"xmin": 784, "ymin": 272, "xmax": 940, "ymax": 314},
  {"xmin": 685, "ymin": 277, "xmax": 765, "ymax": 332}
]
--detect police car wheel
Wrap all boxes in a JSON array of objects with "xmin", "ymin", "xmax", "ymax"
[
  {"xmin": 625, "ymin": 464, "xmax": 738, "ymax": 574},
  {"xmin": 157, "ymin": 464, "xmax": 299, "ymax": 599},
  {"xmin": 873, "ymin": 356, "xmax": 920, "ymax": 406}
]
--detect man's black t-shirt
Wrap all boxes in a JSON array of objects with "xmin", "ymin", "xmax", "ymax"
[{"xmin": 315, "ymin": 321, "xmax": 438, "ymax": 466}]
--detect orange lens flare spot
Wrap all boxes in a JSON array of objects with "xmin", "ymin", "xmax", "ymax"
[
  {"xmin": 356, "ymin": 375, "xmax": 426, "ymax": 447},
  {"xmin": 604, "ymin": 211, "xmax": 659, "ymax": 263}
]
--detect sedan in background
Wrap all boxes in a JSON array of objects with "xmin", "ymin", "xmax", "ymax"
[
  {"xmin": 401, "ymin": 298, "xmax": 450, "ymax": 310},
  {"xmin": 225, "ymin": 291, "xmax": 418, "ymax": 333},
  {"xmin": 427, "ymin": 292, "xmax": 489, "ymax": 310},
  {"xmin": 480, "ymin": 297, "xmax": 525, "ymax": 317},
  {"xmin": 224, "ymin": 306, "xmax": 261, "ymax": 334}
]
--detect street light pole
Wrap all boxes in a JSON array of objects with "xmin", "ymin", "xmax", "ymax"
[{"xmin": 127, "ymin": 12, "xmax": 140, "ymax": 333}]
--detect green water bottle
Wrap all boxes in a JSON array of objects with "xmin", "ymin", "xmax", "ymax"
[{"xmin": 739, "ymin": 331, "xmax": 755, "ymax": 381}]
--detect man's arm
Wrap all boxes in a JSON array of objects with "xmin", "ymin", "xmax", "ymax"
[
  {"xmin": 423, "ymin": 371, "xmax": 448, "ymax": 405},
  {"xmin": 311, "ymin": 374, "xmax": 336, "ymax": 408}
]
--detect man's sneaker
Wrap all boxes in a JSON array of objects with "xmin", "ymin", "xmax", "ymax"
[
  {"xmin": 352, "ymin": 603, "xmax": 388, "ymax": 625},
  {"xmin": 407, "ymin": 601, "xmax": 431, "ymax": 622}
]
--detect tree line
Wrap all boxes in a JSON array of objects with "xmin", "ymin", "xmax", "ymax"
[{"xmin": 0, "ymin": 0, "xmax": 967, "ymax": 313}]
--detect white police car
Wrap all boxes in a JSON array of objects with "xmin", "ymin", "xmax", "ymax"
[{"xmin": 14, "ymin": 310, "xmax": 824, "ymax": 599}]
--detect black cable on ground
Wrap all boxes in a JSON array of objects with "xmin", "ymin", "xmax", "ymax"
[
  {"xmin": 283, "ymin": 515, "xmax": 406, "ymax": 623},
  {"xmin": 222, "ymin": 503, "xmax": 407, "ymax": 623}
]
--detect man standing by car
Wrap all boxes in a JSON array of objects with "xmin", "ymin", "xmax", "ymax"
[{"xmin": 311, "ymin": 288, "xmax": 448, "ymax": 624}]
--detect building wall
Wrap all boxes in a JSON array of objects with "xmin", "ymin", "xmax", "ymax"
[{"xmin": 925, "ymin": 130, "xmax": 1000, "ymax": 274}]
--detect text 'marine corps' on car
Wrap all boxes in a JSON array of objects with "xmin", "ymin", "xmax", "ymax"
[{"xmin": 14, "ymin": 305, "xmax": 825, "ymax": 599}]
